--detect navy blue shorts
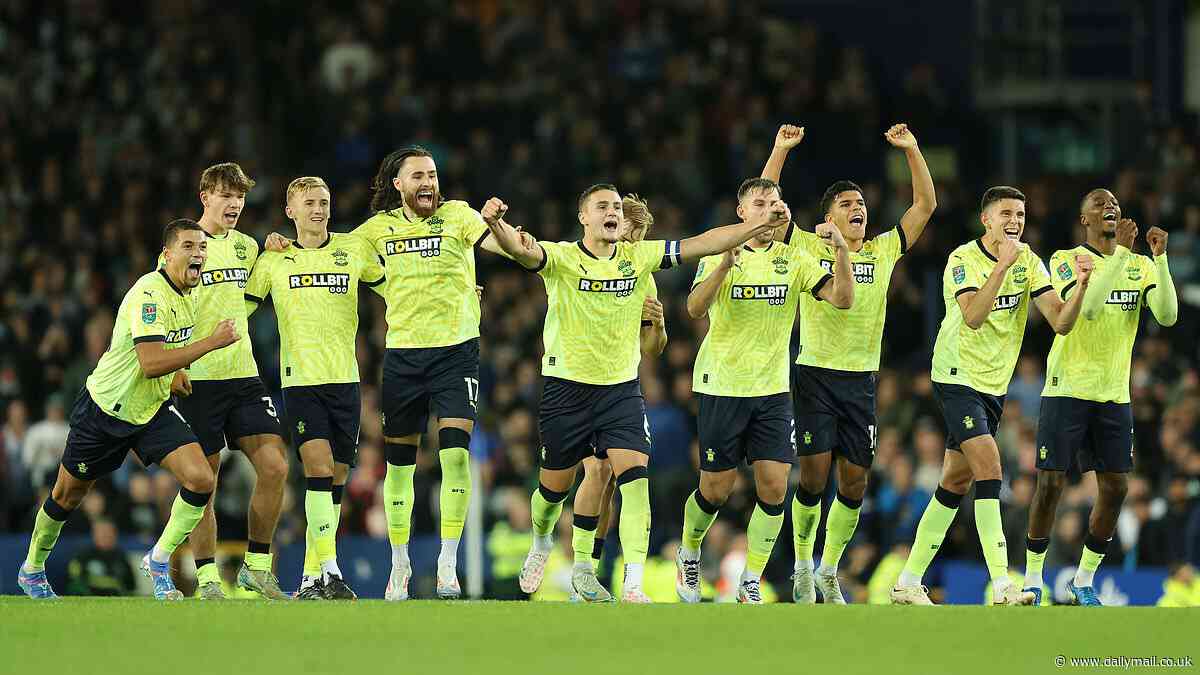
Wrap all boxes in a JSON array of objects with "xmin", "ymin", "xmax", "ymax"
[
  {"xmin": 62, "ymin": 390, "xmax": 198, "ymax": 480},
  {"xmin": 792, "ymin": 364, "xmax": 877, "ymax": 467},
  {"xmin": 697, "ymin": 393, "xmax": 794, "ymax": 471},
  {"xmin": 382, "ymin": 338, "xmax": 480, "ymax": 437},
  {"xmin": 537, "ymin": 377, "xmax": 650, "ymax": 470},
  {"xmin": 176, "ymin": 376, "xmax": 282, "ymax": 456},
  {"xmin": 1035, "ymin": 397, "xmax": 1134, "ymax": 474},
  {"xmin": 933, "ymin": 382, "xmax": 1005, "ymax": 451},
  {"xmin": 282, "ymin": 383, "xmax": 362, "ymax": 467}
]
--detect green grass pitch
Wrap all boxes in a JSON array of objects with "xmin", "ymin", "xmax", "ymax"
[{"xmin": 1, "ymin": 598, "xmax": 1195, "ymax": 674}]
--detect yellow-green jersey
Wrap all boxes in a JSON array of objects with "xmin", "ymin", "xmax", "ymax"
[
  {"xmin": 535, "ymin": 239, "xmax": 682, "ymax": 385},
  {"xmin": 785, "ymin": 226, "xmax": 906, "ymax": 372},
  {"xmin": 176, "ymin": 229, "xmax": 259, "ymax": 381},
  {"xmin": 244, "ymin": 233, "xmax": 385, "ymax": 388},
  {"xmin": 1042, "ymin": 244, "xmax": 1158, "ymax": 403},
  {"xmin": 87, "ymin": 270, "xmax": 198, "ymax": 425},
  {"xmin": 353, "ymin": 200, "xmax": 490, "ymax": 349},
  {"xmin": 692, "ymin": 241, "xmax": 831, "ymax": 397},
  {"xmin": 932, "ymin": 239, "xmax": 1054, "ymax": 396}
]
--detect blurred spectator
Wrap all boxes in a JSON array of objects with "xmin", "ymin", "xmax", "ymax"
[
  {"xmin": 65, "ymin": 519, "xmax": 137, "ymax": 596},
  {"xmin": 23, "ymin": 393, "xmax": 69, "ymax": 491}
]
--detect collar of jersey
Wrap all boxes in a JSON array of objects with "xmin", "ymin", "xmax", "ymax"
[
  {"xmin": 294, "ymin": 233, "xmax": 332, "ymax": 249},
  {"xmin": 577, "ymin": 240, "xmax": 617, "ymax": 260},
  {"xmin": 975, "ymin": 238, "xmax": 998, "ymax": 262},
  {"xmin": 743, "ymin": 241, "xmax": 773, "ymax": 254},
  {"xmin": 157, "ymin": 268, "xmax": 185, "ymax": 297},
  {"xmin": 1081, "ymin": 242, "xmax": 1106, "ymax": 258},
  {"xmin": 398, "ymin": 204, "xmax": 441, "ymax": 222}
]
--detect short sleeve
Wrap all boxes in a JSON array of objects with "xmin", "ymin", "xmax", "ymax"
[
  {"xmin": 945, "ymin": 253, "xmax": 983, "ymax": 298},
  {"xmin": 357, "ymin": 237, "xmax": 385, "ymax": 286},
  {"xmin": 876, "ymin": 227, "xmax": 905, "ymax": 264},
  {"xmin": 789, "ymin": 247, "xmax": 832, "ymax": 297},
  {"xmin": 130, "ymin": 287, "xmax": 168, "ymax": 343},
  {"xmin": 351, "ymin": 221, "xmax": 383, "ymax": 256},
  {"xmin": 459, "ymin": 206, "xmax": 490, "ymax": 247},
  {"xmin": 691, "ymin": 255, "xmax": 721, "ymax": 290},
  {"xmin": 535, "ymin": 241, "xmax": 566, "ymax": 277},
  {"xmin": 1048, "ymin": 250, "xmax": 1078, "ymax": 299},
  {"xmin": 637, "ymin": 239, "xmax": 682, "ymax": 272},
  {"xmin": 1028, "ymin": 251, "xmax": 1054, "ymax": 298},
  {"xmin": 243, "ymin": 236, "xmax": 260, "ymax": 269},
  {"xmin": 244, "ymin": 254, "xmax": 272, "ymax": 303}
]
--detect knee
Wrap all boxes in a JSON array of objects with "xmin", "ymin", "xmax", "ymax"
[
  {"xmin": 259, "ymin": 451, "xmax": 289, "ymax": 485},
  {"xmin": 698, "ymin": 471, "xmax": 734, "ymax": 506},
  {"xmin": 1036, "ymin": 471, "xmax": 1067, "ymax": 499},
  {"xmin": 52, "ymin": 481, "xmax": 89, "ymax": 510},
  {"xmin": 941, "ymin": 471, "xmax": 973, "ymax": 495},
  {"xmin": 756, "ymin": 479, "xmax": 787, "ymax": 506},
  {"xmin": 798, "ymin": 470, "xmax": 827, "ymax": 496},
  {"xmin": 838, "ymin": 469, "xmax": 868, "ymax": 501},
  {"xmin": 1098, "ymin": 475, "xmax": 1128, "ymax": 503},
  {"xmin": 182, "ymin": 466, "xmax": 216, "ymax": 495}
]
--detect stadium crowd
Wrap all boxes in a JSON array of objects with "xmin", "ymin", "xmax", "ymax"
[{"xmin": 1, "ymin": 0, "xmax": 1199, "ymax": 601}]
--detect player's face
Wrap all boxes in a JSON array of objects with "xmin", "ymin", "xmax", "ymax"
[
  {"xmin": 394, "ymin": 156, "xmax": 439, "ymax": 218},
  {"xmin": 579, "ymin": 190, "xmax": 624, "ymax": 243},
  {"xmin": 200, "ymin": 183, "xmax": 246, "ymax": 229},
  {"xmin": 825, "ymin": 190, "xmax": 867, "ymax": 241},
  {"xmin": 286, "ymin": 187, "xmax": 331, "ymax": 230},
  {"xmin": 1081, "ymin": 189, "xmax": 1120, "ymax": 237},
  {"xmin": 737, "ymin": 186, "xmax": 784, "ymax": 243},
  {"xmin": 165, "ymin": 229, "xmax": 209, "ymax": 288},
  {"xmin": 982, "ymin": 198, "xmax": 1026, "ymax": 242}
]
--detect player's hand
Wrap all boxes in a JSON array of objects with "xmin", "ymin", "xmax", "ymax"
[
  {"xmin": 642, "ymin": 297, "xmax": 665, "ymax": 327},
  {"xmin": 264, "ymin": 232, "xmax": 292, "ymax": 252},
  {"xmin": 170, "ymin": 370, "xmax": 192, "ymax": 397},
  {"xmin": 475, "ymin": 285, "xmax": 483, "ymax": 302},
  {"xmin": 208, "ymin": 319, "xmax": 240, "ymax": 349},
  {"xmin": 1146, "ymin": 226, "xmax": 1168, "ymax": 256},
  {"xmin": 815, "ymin": 221, "xmax": 847, "ymax": 250},
  {"xmin": 719, "ymin": 247, "xmax": 741, "ymax": 270},
  {"xmin": 997, "ymin": 238, "xmax": 1023, "ymax": 269},
  {"xmin": 884, "ymin": 123, "xmax": 918, "ymax": 149},
  {"xmin": 481, "ymin": 197, "xmax": 509, "ymax": 227},
  {"xmin": 774, "ymin": 124, "xmax": 805, "ymax": 150},
  {"xmin": 1074, "ymin": 254, "xmax": 1094, "ymax": 285},
  {"xmin": 1115, "ymin": 218, "xmax": 1138, "ymax": 250}
]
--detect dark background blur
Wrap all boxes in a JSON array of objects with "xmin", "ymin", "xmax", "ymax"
[{"xmin": 2, "ymin": 0, "xmax": 1199, "ymax": 602}]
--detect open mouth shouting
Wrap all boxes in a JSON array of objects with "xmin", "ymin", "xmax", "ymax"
[
  {"xmin": 223, "ymin": 209, "xmax": 240, "ymax": 226},
  {"xmin": 415, "ymin": 189, "xmax": 435, "ymax": 210},
  {"xmin": 1003, "ymin": 225, "xmax": 1021, "ymax": 239},
  {"xmin": 186, "ymin": 260, "xmax": 203, "ymax": 284},
  {"xmin": 603, "ymin": 216, "xmax": 620, "ymax": 236}
]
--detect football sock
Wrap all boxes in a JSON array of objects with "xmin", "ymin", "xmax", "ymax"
[
  {"xmin": 573, "ymin": 513, "xmax": 599, "ymax": 567},
  {"xmin": 791, "ymin": 487, "xmax": 822, "ymax": 571},
  {"xmin": 1024, "ymin": 536, "xmax": 1049, "ymax": 589},
  {"xmin": 898, "ymin": 486, "xmax": 962, "ymax": 587},
  {"xmin": 745, "ymin": 499, "xmax": 785, "ymax": 581},
  {"xmin": 617, "ymin": 468, "xmax": 651, "ymax": 576},
  {"xmin": 438, "ymin": 429, "xmax": 472, "ymax": 540},
  {"xmin": 305, "ymin": 477, "xmax": 337, "ymax": 573},
  {"xmin": 974, "ymin": 479, "xmax": 1008, "ymax": 582},
  {"xmin": 530, "ymin": 483, "xmax": 567, "ymax": 551},
  {"xmin": 195, "ymin": 558, "xmax": 220, "ymax": 587},
  {"xmin": 1074, "ymin": 532, "xmax": 1109, "ymax": 588},
  {"xmin": 818, "ymin": 492, "xmax": 862, "ymax": 574},
  {"xmin": 384, "ymin": 444, "xmax": 417, "ymax": 555},
  {"xmin": 152, "ymin": 488, "xmax": 211, "ymax": 564},
  {"xmin": 23, "ymin": 498, "xmax": 70, "ymax": 572},
  {"xmin": 681, "ymin": 489, "xmax": 721, "ymax": 559},
  {"xmin": 244, "ymin": 539, "xmax": 272, "ymax": 573}
]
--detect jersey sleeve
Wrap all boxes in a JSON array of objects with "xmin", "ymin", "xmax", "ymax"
[
  {"xmin": 352, "ymin": 219, "xmax": 385, "ymax": 256},
  {"xmin": 691, "ymin": 255, "xmax": 721, "ymax": 290},
  {"xmin": 1047, "ymin": 250, "xmax": 1079, "ymax": 299},
  {"xmin": 243, "ymin": 235, "xmax": 261, "ymax": 269},
  {"xmin": 637, "ymin": 239, "xmax": 683, "ymax": 272},
  {"xmin": 790, "ymin": 247, "xmax": 833, "ymax": 297},
  {"xmin": 130, "ymin": 286, "xmax": 168, "ymax": 343},
  {"xmin": 535, "ymin": 241, "xmax": 566, "ymax": 277},
  {"xmin": 244, "ymin": 253, "xmax": 272, "ymax": 303},
  {"xmin": 876, "ymin": 227, "xmax": 906, "ymax": 264},
  {"xmin": 1028, "ymin": 250, "xmax": 1054, "ymax": 298},
  {"xmin": 945, "ymin": 252, "xmax": 984, "ymax": 298},
  {"xmin": 357, "ymin": 237, "xmax": 385, "ymax": 287},
  {"xmin": 459, "ymin": 205, "xmax": 491, "ymax": 247}
]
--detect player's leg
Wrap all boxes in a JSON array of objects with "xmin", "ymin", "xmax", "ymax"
[
  {"xmin": 188, "ymin": 452, "xmax": 223, "ymax": 598},
  {"xmin": 173, "ymin": 381, "xmax": 229, "ymax": 598},
  {"xmin": 608, "ymin": 448, "xmax": 652, "ymax": 603},
  {"xmin": 19, "ymin": 465, "xmax": 95, "ymax": 598},
  {"xmin": 678, "ymin": 468, "xmax": 736, "ymax": 602},
  {"xmin": 1025, "ymin": 396, "xmax": 1081, "ymax": 602},
  {"xmin": 1070, "ymin": 402, "xmax": 1134, "ymax": 605},
  {"xmin": 521, "ymin": 465, "xmax": 577, "ymax": 594},
  {"xmin": 298, "ymin": 438, "xmax": 355, "ymax": 600},
  {"xmin": 380, "ymin": 348, "xmax": 428, "ymax": 600},
  {"xmin": 429, "ymin": 339, "xmax": 482, "ymax": 599},
  {"xmin": 792, "ymin": 367, "xmax": 838, "ymax": 596},
  {"xmin": 570, "ymin": 456, "xmax": 615, "ymax": 602},
  {"xmin": 739, "ymin": 459, "xmax": 789, "ymax": 604},
  {"xmin": 151, "ymin": 441, "xmax": 216, "ymax": 600},
  {"xmin": 1023, "ymin": 470, "xmax": 1065, "ymax": 598},
  {"xmin": 590, "ymin": 461, "xmax": 618, "ymax": 571},
  {"xmin": 891, "ymin": 448, "xmax": 972, "ymax": 604}
]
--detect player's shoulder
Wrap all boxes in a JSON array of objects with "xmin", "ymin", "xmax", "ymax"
[
  {"xmin": 947, "ymin": 240, "xmax": 977, "ymax": 262},
  {"xmin": 438, "ymin": 199, "xmax": 478, "ymax": 220},
  {"xmin": 231, "ymin": 230, "xmax": 259, "ymax": 251},
  {"xmin": 131, "ymin": 269, "xmax": 178, "ymax": 301},
  {"xmin": 790, "ymin": 227, "xmax": 822, "ymax": 249},
  {"xmin": 356, "ymin": 211, "xmax": 400, "ymax": 234}
]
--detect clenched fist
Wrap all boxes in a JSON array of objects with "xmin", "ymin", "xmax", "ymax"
[
  {"xmin": 1115, "ymin": 218, "xmax": 1138, "ymax": 250},
  {"xmin": 481, "ymin": 197, "xmax": 509, "ymax": 226},
  {"xmin": 884, "ymin": 123, "xmax": 918, "ymax": 149},
  {"xmin": 1146, "ymin": 226, "xmax": 1168, "ymax": 256},
  {"xmin": 209, "ymin": 319, "xmax": 240, "ymax": 349},
  {"xmin": 1074, "ymin": 254, "xmax": 1094, "ymax": 285},
  {"xmin": 775, "ymin": 124, "xmax": 805, "ymax": 150},
  {"xmin": 642, "ymin": 297, "xmax": 665, "ymax": 327}
]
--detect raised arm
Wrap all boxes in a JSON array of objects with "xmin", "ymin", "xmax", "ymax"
[
  {"xmin": 884, "ymin": 124, "xmax": 936, "ymax": 247},
  {"xmin": 134, "ymin": 320, "xmax": 240, "ymax": 378},
  {"xmin": 687, "ymin": 250, "xmax": 738, "ymax": 318},
  {"xmin": 479, "ymin": 197, "xmax": 544, "ymax": 270},
  {"xmin": 1035, "ymin": 255, "xmax": 1093, "ymax": 334},
  {"xmin": 813, "ymin": 222, "xmax": 854, "ymax": 309},
  {"xmin": 1081, "ymin": 219, "xmax": 1136, "ymax": 320},
  {"xmin": 762, "ymin": 125, "xmax": 804, "ymax": 243},
  {"xmin": 679, "ymin": 206, "xmax": 788, "ymax": 262},
  {"xmin": 957, "ymin": 240, "xmax": 1021, "ymax": 330},
  {"xmin": 1145, "ymin": 227, "xmax": 1178, "ymax": 326}
]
